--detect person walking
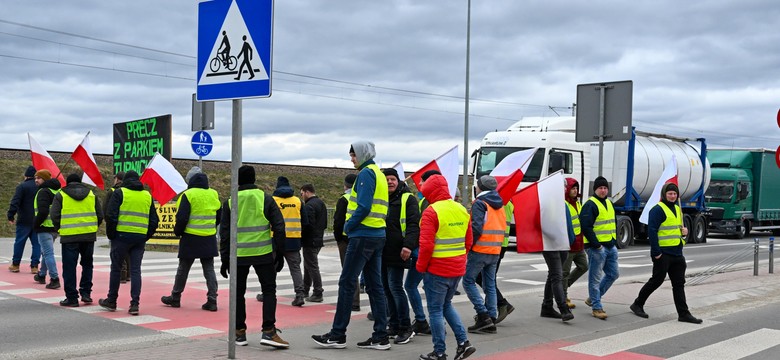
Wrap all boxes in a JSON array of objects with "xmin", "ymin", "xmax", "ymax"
[
  {"xmin": 161, "ymin": 167, "xmax": 221, "ymax": 311},
  {"xmin": 219, "ymin": 165, "xmax": 290, "ymax": 348},
  {"xmin": 562, "ymin": 178, "xmax": 588, "ymax": 309},
  {"xmin": 32, "ymin": 169, "xmax": 61, "ymax": 289},
  {"xmin": 301, "ymin": 183, "xmax": 327, "ymax": 303},
  {"xmin": 581, "ymin": 176, "xmax": 619, "ymax": 320},
  {"xmin": 539, "ymin": 202, "xmax": 577, "ymax": 322},
  {"xmin": 463, "ymin": 175, "xmax": 503, "ymax": 334},
  {"xmin": 7, "ymin": 165, "xmax": 41, "ymax": 273},
  {"xmin": 99, "ymin": 170, "xmax": 158, "ymax": 315},
  {"xmin": 332, "ymin": 173, "xmax": 362, "ymax": 311},
  {"xmin": 312, "ymin": 141, "xmax": 390, "ymax": 350},
  {"xmin": 234, "ymin": 35, "xmax": 254, "ymax": 80},
  {"xmin": 272, "ymin": 176, "xmax": 309, "ymax": 307},
  {"xmin": 380, "ymin": 167, "xmax": 420, "ymax": 344},
  {"xmin": 630, "ymin": 182, "xmax": 703, "ymax": 324},
  {"xmin": 52, "ymin": 173, "xmax": 103, "ymax": 307},
  {"xmin": 104, "ymin": 172, "xmax": 130, "ymax": 283},
  {"xmin": 417, "ymin": 174, "xmax": 476, "ymax": 360}
]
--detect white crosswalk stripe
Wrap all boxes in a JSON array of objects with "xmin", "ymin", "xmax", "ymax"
[{"xmin": 667, "ymin": 328, "xmax": 780, "ymax": 360}]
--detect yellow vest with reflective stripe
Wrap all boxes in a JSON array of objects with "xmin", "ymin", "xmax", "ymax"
[
  {"xmin": 430, "ymin": 200, "xmax": 469, "ymax": 258},
  {"xmin": 177, "ymin": 188, "xmax": 220, "ymax": 236},
  {"xmin": 34, "ymin": 188, "xmax": 58, "ymax": 228},
  {"xmin": 341, "ymin": 193, "xmax": 349, "ymax": 236},
  {"xmin": 400, "ymin": 192, "xmax": 411, "ymax": 236},
  {"xmin": 59, "ymin": 191, "xmax": 98, "ymax": 236},
  {"xmin": 584, "ymin": 196, "xmax": 616, "ymax": 244},
  {"xmin": 503, "ymin": 201, "xmax": 514, "ymax": 247},
  {"xmin": 346, "ymin": 164, "xmax": 388, "ymax": 228},
  {"xmin": 472, "ymin": 200, "xmax": 504, "ymax": 255},
  {"xmin": 231, "ymin": 189, "xmax": 273, "ymax": 257},
  {"xmin": 116, "ymin": 188, "xmax": 152, "ymax": 235},
  {"xmin": 566, "ymin": 201, "xmax": 582, "ymax": 236},
  {"xmin": 657, "ymin": 203, "xmax": 685, "ymax": 247},
  {"xmin": 274, "ymin": 196, "xmax": 303, "ymax": 238}
]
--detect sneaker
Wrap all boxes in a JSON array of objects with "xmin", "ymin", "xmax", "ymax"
[
  {"xmin": 420, "ymin": 351, "xmax": 447, "ymax": 360},
  {"xmin": 356, "ymin": 336, "xmax": 391, "ymax": 350},
  {"xmin": 81, "ymin": 294, "xmax": 93, "ymax": 304},
  {"xmin": 128, "ymin": 304, "xmax": 139, "ymax": 316},
  {"xmin": 34, "ymin": 273, "xmax": 46, "ymax": 284},
  {"xmin": 202, "ymin": 300, "xmax": 218, "ymax": 312},
  {"xmin": 260, "ymin": 328, "xmax": 290, "ymax": 348},
  {"xmin": 394, "ymin": 328, "xmax": 414, "ymax": 344},
  {"xmin": 161, "ymin": 295, "xmax": 181, "ymax": 308},
  {"xmin": 412, "ymin": 319, "xmax": 431, "ymax": 335},
  {"xmin": 98, "ymin": 298, "xmax": 117, "ymax": 311},
  {"xmin": 630, "ymin": 303, "xmax": 649, "ymax": 318},
  {"xmin": 455, "ymin": 340, "xmax": 476, "ymax": 360},
  {"xmin": 305, "ymin": 293, "xmax": 324, "ymax": 303},
  {"xmin": 46, "ymin": 278, "xmax": 60, "ymax": 289},
  {"xmin": 495, "ymin": 303, "xmax": 515, "ymax": 324},
  {"xmin": 236, "ymin": 329, "xmax": 248, "ymax": 346},
  {"xmin": 8, "ymin": 264, "xmax": 20, "ymax": 273},
  {"xmin": 312, "ymin": 332, "xmax": 347, "ymax": 349},
  {"xmin": 585, "ymin": 297, "xmax": 592, "ymax": 307},
  {"xmin": 30, "ymin": 266, "xmax": 39, "ymax": 274},
  {"xmin": 592, "ymin": 309, "xmax": 608, "ymax": 320},
  {"xmin": 291, "ymin": 295, "xmax": 305, "ymax": 307},
  {"xmin": 566, "ymin": 298, "xmax": 576, "ymax": 309},
  {"xmin": 467, "ymin": 313, "xmax": 494, "ymax": 333},
  {"xmin": 386, "ymin": 327, "xmax": 398, "ymax": 339},
  {"xmin": 59, "ymin": 298, "xmax": 79, "ymax": 307},
  {"xmin": 256, "ymin": 293, "xmax": 264, "ymax": 302}
]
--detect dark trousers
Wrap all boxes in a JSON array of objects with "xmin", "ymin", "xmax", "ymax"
[
  {"xmin": 61, "ymin": 242, "xmax": 94, "ymax": 301},
  {"xmin": 634, "ymin": 254, "xmax": 690, "ymax": 316},
  {"xmin": 542, "ymin": 251, "xmax": 568, "ymax": 309},
  {"xmin": 107, "ymin": 236, "xmax": 145, "ymax": 305},
  {"xmin": 382, "ymin": 263, "xmax": 411, "ymax": 331},
  {"xmin": 171, "ymin": 257, "xmax": 219, "ymax": 302},
  {"xmin": 302, "ymin": 246, "xmax": 323, "ymax": 296},
  {"xmin": 477, "ymin": 246, "xmax": 508, "ymax": 305},
  {"xmin": 236, "ymin": 263, "xmax": 277, "ymax": 331},
  {"xmin": 337, "ymin": 240, "xmax": 361, "ymax": 308}
]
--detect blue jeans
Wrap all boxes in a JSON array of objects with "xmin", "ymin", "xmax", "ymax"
[
  {"xmin": 330, "ymin": 236, "xmax": 388, "ymax": 340},
  {"xmin": 424, "ymin": 273, "xmax": 468, "ymax": 355},
  {"xmin": 13, "ymin": 224, "xmax": 39, "ymax": 266},
  {"xmin": 462, "ymin": 252, "xmax": 499, "ymax": 318},
  {"xmin": 37, "ymin": 232, "xmax": 58, "ymax": 279},
  {"xmin": 405, "ymin": 257, "xmax": 427, "ymax": 322},
  {"xmin": 585, "ymin": 245, "xmax": 619, "ymax": 310},
  {"xmin": 383, "ymin": 264, "xmax": 410, "ymax": 331},
  {"xmin": 61, "ymin": 242, "xmax": 94, "ymax": 301},
  {"xmin": 107, "ymin": 235, "xmax": 145, "ymax": 305}
]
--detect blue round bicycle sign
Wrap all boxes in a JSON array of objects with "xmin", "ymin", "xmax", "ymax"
[{"xmin": 191, "ymin": 130, "xmax": 213, "ymax": 157}]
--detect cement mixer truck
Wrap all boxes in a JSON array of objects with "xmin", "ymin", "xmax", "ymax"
[{"xmin": 471, "ymin": 116, "xmax": 710, "ymax": 248}]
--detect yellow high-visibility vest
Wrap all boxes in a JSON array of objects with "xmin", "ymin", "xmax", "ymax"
[
  {"xmin": 584, "ymin": 196, "xmax": 616, "ymax": 244},
  {"xmin": 657, "ymin": 203, "xmax": 685, "ymax": 247},
  {"xmin": 471, "ymin": 200, "xmax": 504, "ymax": 255},
  {"xmin": 59, "ymin": 191, "xmax": 98, "ymax": 236},
  {"xmin": 34, "ymin": 188, "xmax": 58, "ymax": 228},
  {"xmin": 230, "ymin": 189, "xmax": 273, "ymax": 257},
  {"xmin": 116, "ymin": 188, "xmax": 152, "ymax": 235},
  {"xmin": 430, "ymin": 200, "xmax": 469, "ymax": 258},
  {"xmin": 567, "ymin": 201, "xmax": 582, "ymax": 236},
  {"xmin": 346, "ymin": 164, "xmax": 388, "ymax": 229},
  {"xmin": 177, "ymin": 188, "xmax": 220, "ymax": 236},
  {"xmin": 274, "ymin": 196, "xmax": 303, "ymax": 238}
]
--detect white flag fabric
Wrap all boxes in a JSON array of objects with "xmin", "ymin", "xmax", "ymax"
[
  {"xmin": 410, "ymin": 145, "xmax": 459, "ymax": 198},
  {"xmin": 71, "ymin": 132, "xmax": 105, "ymax": 190},
  {"xmin": 139, "ymin": 153, "xmax": 187, "ymax": 204},
  {"xmin": 514, "ymin": 171, "xmax": 570, "ymax": 252},
  {"xmin": 391, "ymin": 161, "xmax": 406, "ymax": 182},
  {"xmin": 28, "ymin": 134, "xmax": 66, "ymax": 187},
  {"xmin": 639, "ymin": 155, "xmax": 679, "ymax": 224},
  {"xmin": 491, "ymin": 147, "xmax": 538, "ymax": 204}
]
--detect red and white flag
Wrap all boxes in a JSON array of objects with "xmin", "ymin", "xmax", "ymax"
[
  {"xmin": 28, "ymin": 134, "xmax": 66, "ymax": 187},
  {"xmin": 410, "ymin": 145, "xmax": 459, "ymax": 198},
  {"xmin": 640, "ymin": 155, "xmax": 679, "ymax": 224},
  {"xmin": 391, "ymin": 161, "xmax": 406, "ymax": 182},
  {"xmin": 490, "ymin": 147, "xmax": 538, "ymax": 205},
  {"xmin": 71, "ymin": 132, "xmax": 104, "ymax": 190},
  {"xmin": 513, "ymin": 171, "xmax": 570, "ymax": 253},
  {"xmin": 139, "ymin": 153, "xmax": 187, "ymax": 205}
]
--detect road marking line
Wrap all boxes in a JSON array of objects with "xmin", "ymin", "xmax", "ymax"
[
  {"xmin": 668, "ymin": 328, "xmax": 780, "ymax": 360},
  {"xmin": 503, "ymin": 279, "xmax": 546, "ymax": 286},
  {"xmin": 72, "ymin": 305, "xmax": 108, "ymax": 314},
  {"xmin": 114, "ymin": 315, "xmax": 170, "ymax": 325},
  {"xmin": 561, "ymin": 319, "xmax": 719, "ymax": 356},
  {"xmin": 0, "ymin": 281, "xmax": 15, "ymax": 286},
  {"xmin": 31, "ymin": 296, "xmax": 66, "ymax": 304},
  {"xmin": 163, "ymin": 326, "xmax": 222, "ymax": 337},
  {"xmin": 0, "ymin": 288, "xmax": 46, "ymax": 295}
]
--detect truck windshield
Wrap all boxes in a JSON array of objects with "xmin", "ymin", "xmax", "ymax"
[
  {"xmin": 476, "ymin": 147, "xmax": 545, "ymax": 182},
  {"xmin": 705, "ymin": 180, "xmax": 734, "ymax": 203}
]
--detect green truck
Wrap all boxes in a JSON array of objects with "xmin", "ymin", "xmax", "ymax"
[{"xmin": 706, "ymin": 148, "xmax": 780, "ymax": 238}]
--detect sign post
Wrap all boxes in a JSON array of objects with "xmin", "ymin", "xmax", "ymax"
[{"xmin": 197, "ymin": 1, "xmax": 273, "ymax": 357}]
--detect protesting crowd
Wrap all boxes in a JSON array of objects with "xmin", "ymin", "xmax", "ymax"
[{"xmin": 6, "ymin": 139, "xmax": 703, "ymax": 360}]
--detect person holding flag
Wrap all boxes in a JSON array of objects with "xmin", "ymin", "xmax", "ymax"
[
  {"xmin": 630, "ymin": 182, "xmax": 703, "ymax": 324},
  {"xmin": 562, "ymin": 178, "xmax": 588, "ymax": 309}
]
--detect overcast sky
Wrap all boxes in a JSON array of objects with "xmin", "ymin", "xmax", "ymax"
[{"xmin": 1, "ymin": 0, "xmax": 779, "ymax": 172}]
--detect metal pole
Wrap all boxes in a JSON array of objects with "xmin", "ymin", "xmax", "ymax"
[
  {"xmin": 460, "ymin": 0, "xmax": 471, "ymax": 206},
  {"xmin": 228, "ymin": 99, "xmax": 242, "ymax": 358},
  {"xmin": 753, "ymin": 238, "xmax": 759, "ymax": 276},
  {"xmin": 770, "ymin": 236, "xmax": 775, "ymax": 274},
  {"xmin": 597, "ymin": 86, "xmax": 606, "ymax": 177},
  {"xmin": 198, "ymin": 155, "xmax": 202, "ymax": 171}
]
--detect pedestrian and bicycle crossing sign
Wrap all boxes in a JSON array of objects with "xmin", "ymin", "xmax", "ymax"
[{"xmin": 197, "ymin": 0, "xmax": 273, "ymax": 101}]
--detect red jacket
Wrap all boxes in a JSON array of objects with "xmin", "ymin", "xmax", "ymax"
[{"xmin": 416, "ymin": 175, "xmax": 472, "ymax": 278}]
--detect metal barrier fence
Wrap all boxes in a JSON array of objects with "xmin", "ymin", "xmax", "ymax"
[{"xmin": 688, "ymin": 236, "xmax": 775, "ymax": 286}]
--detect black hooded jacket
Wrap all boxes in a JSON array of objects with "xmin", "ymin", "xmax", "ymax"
[
  {"xmin": 33, "ymin": 178, "xmax": 62, "ymax": 233},
  {"xmin": 51, "ymin": 181, "xmax": 104, "ymax": 243},
  {"xmin": 7, "ymin": 177, "xmax": 39, "ymax": 225},
  {"xmin": 105, "ymin": 175, "xmax": 159, "ymax": 242},
  {"xmin": 302, "ymin": 195, "xmax": 327, "ymax": 248},
  {"xmin": 174, "ymin": 173, "xmax": 221, "ymax": 258},
  {"xmin": 383, "ymin": 183, "xmax": 420, "ymax": 268}
]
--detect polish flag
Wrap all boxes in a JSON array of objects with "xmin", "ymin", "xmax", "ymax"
[
  {"xmin": 391, "ymin": 161, "xmax": 406, "ymax": 181},
  {"xmin": 490, "ymin": 147, "xmax": 538, "ymax": 205},
  {"xmin": 640, "ymin": 155, "xmax": 679, "ymax": 224},
  {"xmin": 513, "ymin": 171, "xmax": 570, "ymax": 253},
  {"xmin": 409, "ymin": 145, "xmax": 459, "ymax": 198},
  {"xmin": 139, "ymin": 153, "xmax": 187, "ymax": 205},
  {"xmin": 71, "ymin": 132, "xmax": 105, "ymax": 190},
  {"xmin": 28, "ymin": 134, "xmax": 66, "ymax": 187}
]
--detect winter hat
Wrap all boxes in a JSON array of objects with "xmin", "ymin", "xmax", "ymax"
[
  {"xmin": 382, "ymin": 168, "xmax": 399, "ymax": 181},
  {"xmin": 35, "ymin": 169, "xmax": 52, "ymax": 181},
  {"xmin": 66, "ymin": 173, "xmax": 82, "ymax": 184},
  {"xmin": 593, "ymin": 176, "xmax": 609, "ymax": 191},
  {"xmin": 24, "ymin": 165, "xmax": 36, "ymax": 177},
  {"xmin": 477, "ymin": 175, "xmax": 497, "ymax": 191},
  {"xmin": 124, "ymin": 170, "xmax": 140, "ymax": 182},
  {"xmin": 344, "ymin": 173, "xmax": 357, "ymax": 187},
  {"xmin": 276, "ymin": 176, "xmax": 291, "ymax": 189},
  {"xmin": 421, "ymin": 169, "xmax": 442, "ymax": 182},
  {"xmin": 185, "ymin": 166, "xmax": 202, "ymax": 183},
  {"xmin": 114, "ymin": 172, "xmax": 125, "ymax": 181},
  {"xmin": 662, "ymin": 182, "xmax": 679, "ymax": 196},
  {"xmin": 238, "ymin": 165, "xmax": 256, "ymax": 185}
]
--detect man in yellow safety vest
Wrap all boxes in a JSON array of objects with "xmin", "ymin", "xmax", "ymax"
[{"xmin": 581, "ymin": 176, "xmax": 619, "ymax": 320}]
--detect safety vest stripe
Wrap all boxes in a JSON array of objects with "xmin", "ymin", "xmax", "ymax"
[
  {"xmin": 191, "ymin": 215, "xmax": 215, "ymax": 220},
  {"xmin": 61, "ymin": 212, "xmax": 97, "ymax": 218},
  {"xmin": 658, "ymin": 235, "xmax": 681, "ymax": 240},
  {"xmin": 117, "ymin": 221, "xmax": 148, "ymax": 229},
  {"xmin": 366, "ymin": 211, "xmax": 387, "ymax": 219},
  {"xmin": 594, "ymin": 220, "xmax": 615, "ymax": 226},
  {"xmin": 237, "ymin": 240, "xmax": 272, "ymax": 248},
  {"xmin": 571, "ymin": 215, "xmax": 579, "ymax": 221},
  {"xmin": 474, "ymin": 242, "xmax": 502, "ymax": 247},
  {"xmin": 659, "ymin": 225, "xmax": 679, "ymax": 230},
  {"xmin": 433, "ymin": 246, "xmax": 466, "ymax": 253},
  {"xmin": 482, "ymin": 230, "xmax": 505, "ymax": 235},
  {"xmin": 594, "ymin": 230, "xmax": 615, "ymax": 235},
  {"xmin": 435, "ymin": 237, "xmax": 465, "ymax": 245},
  {"xmin": 60, "ymin": 221, "xmax": 98, "ymax": 229},
  {"xmin": 284, "ymin": 217, "xmax": 301, "ymax": 221},
  {"xmin": 187, "ymin": 223, "xmax": 216, "ymax": 229},
  {"xmin": 237, "ymin": 225, "xmax": 270, "ymax": 232},
  {"xmin": 119, "ymin": 210, "xmax": 149, "ymax": 218}
]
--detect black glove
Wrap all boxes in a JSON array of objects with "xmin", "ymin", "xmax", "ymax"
[
  {"xmin": 220, "ymin": 262, "xmax": 229, "ymax": 279},
  {"xmin": 274, "ymin": 254, "xmax": 285, "ymax": 273}
]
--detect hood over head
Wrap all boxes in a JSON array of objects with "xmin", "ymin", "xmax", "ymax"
[
  {"xmin": 61, "ymin": 181, "xmax": 91, "ymax": 200},
  {"xmin": 421, "ymin": 174, "xmax": 451, "ymax": 204},
  {"xmin": 122, "ymin": 171, "xmax": 144, "ymax": 191},
  {"xmin": 239, "ymin": 165, "xmax": 256, "ymax": 185},
  {"xmin": 187, "ymin": 172, "xmax": 210, "ymax": 189},
  {"xmin": 349, "ymin": 141, "xmax": 376, "ymax": 168},
  {"xmin": 185, "ymin": 166, "xmax": 202, "ymax": 183},
  {"xmin": 565, "ymin": 177, "xmax": 580, "ymax": 205},
  {"xmin": 477, "ymin": 190, "xmax": 504, "ymax": 209}
]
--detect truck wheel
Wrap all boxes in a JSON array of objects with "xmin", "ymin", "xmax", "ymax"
[
  {"xmin": 736, "ymin": 220, "xmax": 750, "ymax": 239},
  {"xmin": 683, "ymin": 214, "xmax": 693, "ymax": 244},
  {"xmin": 691, "ymin": 214, "xmax": 707, "ymax": 244},
  {"xmin": 616, "ymin": 216, "xmax": 633, "ymax": 249}
]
